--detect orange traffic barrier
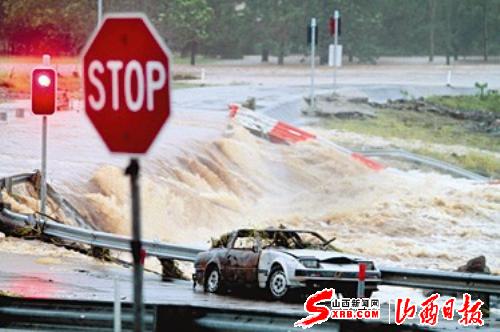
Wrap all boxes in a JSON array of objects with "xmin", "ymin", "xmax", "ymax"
[
  {"xmin": 228, "ymin": 103, "xmax": 239, "ymax": 118},
  {"xmin": 351, "ymin": 153, "xmax": 385, "ymax": 171}
]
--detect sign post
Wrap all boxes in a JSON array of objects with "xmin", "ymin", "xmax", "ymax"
[
  {"xmin": 310, "ymin": 18, "xmax": 317, "ymax": 110},
  {"xmin": 31, "ymin": 54, "xmax": 57, "ymax": 218},
  {"xmin": 97, "ymin": 0, "xmax": 103, "ymax": 24},
  {"xmin": 357, "ymin": 263, "xmax": 366, "ymax": 298},
  {"xmin": 82, "ymin": 14, "xmax": 171, "ymax": 332},
  {"xmin": 333, "ymin": 10, "xmax": 340, "ymax": 89},
  {"xmin": 126, "ymin": 157, "xmax": 143, "ymax": 332}
]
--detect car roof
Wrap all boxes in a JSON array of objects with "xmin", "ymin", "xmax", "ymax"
[
  {"xmin": 236, "ymin": 228, "xmax": 320, "ymax": 233},
  {"xmin": 233, "ymin": 229, "xmax": 326, "ymax": 240}
]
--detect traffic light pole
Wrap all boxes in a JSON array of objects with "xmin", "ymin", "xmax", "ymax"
[
  {"xmin": 40, "ymin": 115, "xmax": 47, "ymax": 217},
  {"xmin": 333, "ymin": 10, "xmax": 339, "ymax": 90},
  {"xmin": 126, "ymin": 158, "xmax": 144, "ymax": 332},
  {"xmin": 310, "ymin": 18, "xmax": 316, "ymax": 110},
  {"xmin": 40, "ymin": 54, "xmax": 50, "ymax": 218}
]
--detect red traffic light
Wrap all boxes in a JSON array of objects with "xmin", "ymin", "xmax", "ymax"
[
  {"xmin": 31, "ymin": 67, "xmax": 57, "ymax": 115},
  {"xmin": 329, "ymin": 16, "xmax": 341, "ymax": 36},
  {"xmin": 37, "ymin": 74, "xmax": 52, "ymax": 87},
  {"xmin": 329, "ymin": 17, "xmax": 336, "ymax": 36}
]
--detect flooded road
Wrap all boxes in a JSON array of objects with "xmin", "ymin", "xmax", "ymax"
[{"xmin": 0, "ymin": 84, "xmax": 498, "ymax": 274}]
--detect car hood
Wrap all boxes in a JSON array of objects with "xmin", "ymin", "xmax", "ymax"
[{"xmin": 276, "ymin": 249, "xmax": 366, "ymax": 262}]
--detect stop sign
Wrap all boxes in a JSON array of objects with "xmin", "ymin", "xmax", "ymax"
[{"xmin": 82, "ymin": 14, "xmax": 171, "ymax": 154}]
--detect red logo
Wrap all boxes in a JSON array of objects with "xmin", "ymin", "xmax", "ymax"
[
  {"xmin": 294, "ymin": 289, "xmax": 380, "ymax": 329},
  {"xmin": 395, "ymin": 293, "xmax": 484, "ymax": 327}
]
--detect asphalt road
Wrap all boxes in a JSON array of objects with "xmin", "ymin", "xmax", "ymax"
[{"xmin": 0, "ymin": 252, "xmax": 498, "ymax": 331}]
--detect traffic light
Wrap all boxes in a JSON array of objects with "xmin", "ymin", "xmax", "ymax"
[
  {"xmin": 329, "ymin": 16, "xmax": 342, "ymax": 36},
  {"xmin": 31, "ymin": 67, "xmax": 57, "ymax": 115},
  {"xmin": 307, "ymin": 24, "xmax": 318, "ymax": 45}
]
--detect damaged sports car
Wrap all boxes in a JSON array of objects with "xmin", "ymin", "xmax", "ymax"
[{"xmin": 193, "ymin": 229, "xmax": 381, "ymax": 300}]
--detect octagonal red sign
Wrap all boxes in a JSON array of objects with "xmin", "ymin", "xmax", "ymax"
[{"xmin": 82, "ymin": 14, "xmax": 171, "ymax": 154}]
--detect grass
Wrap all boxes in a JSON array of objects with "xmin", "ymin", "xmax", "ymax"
[
  {"xmin": 427, "ymin": 94, "xmax": 500, "ymax": 114},
  {"xmin": 172, "ymin": 54, "xmax": 217, "ymax": 65},
  {"xmin": 0, "ymin": 71, "xmax": 209, "ymax": 96},
  {"xmin": 0, "ymin": 56, "xmax": 78, "ymax": 64},
  {"xmin": 0, "ymin": 55, "xmax": 218, "ymax": 66},
  {"xmin": 411, "ymin": 148, "xmax": 500, "ymax": 178},
  {"xmin": 0, "ymin": 71, "xmax": 81, "ymax": 95},
  {"xmin": 325, "ymin": 109, "xmax": 499, "ymax": 152},
  {"xmin": 324, "ymin": 108, "xmax": 500, "ymax": 178}
]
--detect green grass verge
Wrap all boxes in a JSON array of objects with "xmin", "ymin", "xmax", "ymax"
[
  {"xmin": 325, "ymin": 109, "xmax": 499, "ymax": 152},
  {"xmin": 172, "ymin": 55, "xmax": 217, "ymax": 65},
  {"xmin": 411, "ymin": 148, "xmax": 500, "ymax": 178},
  {"xmin": 427, "ymin": 94, "xmax": 500, "ymax": 114},
  {"xmin": 323, "ymin": 108, "xmax": 500, "ymax": 178}
]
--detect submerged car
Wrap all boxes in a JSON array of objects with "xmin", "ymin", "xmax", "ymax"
[{"xmin": 193, "ymin": 229, "xmax": 381, "ymax": 300}]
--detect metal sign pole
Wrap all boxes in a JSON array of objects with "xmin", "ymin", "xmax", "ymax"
[
  {"xmin": 97, "ymin": 0, "xmax": 103, "ymax": 25},
  {"xmin": 357, "ymin": 263, "xmax": 366, "ymax": 298},
  {"xmin": 310, "ymin": 18, "xmax": 316, "ymax": 110},
  {"xmin": 126, "ymin": 158, "xmax": 144, "ymax": 332},
  {"xmin": 333, "ymin": 10, "xmax": 339, "ymax": 90}
]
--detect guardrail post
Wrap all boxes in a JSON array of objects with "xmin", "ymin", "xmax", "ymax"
[
  {"xmin": 114, "ymin": 277, "xmax": 122, "ymax": 332},
  {"xmin": 357, "ymin": 263, "xmax": 366, "ymax": 298},
  {"xmin": 15, "ymin": 108, "xmax": 24, "ymax": 118},
  {"xmin": 0, "ymin": 112, "xmax": 7, "ymax": 123},
  {"xmin": 5, "ymin": 177, "xmax": 12, "ymax": 195},
  {"xmin": 478, "ymin": 292, "xmax": 490, "ymax": 318}
]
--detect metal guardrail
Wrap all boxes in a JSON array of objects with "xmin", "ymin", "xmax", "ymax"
[
  {"xmin": 1, "ymin": 172, "xmax": 499, "ymax": 297},
  {"xmin": 42, "ymin": 219, "xmax": 202, "ymax": 261},
  {"xmin": 0, "ymin": 173, "xmax": 203, "ymax": 262},
  {"xmin": 380, "ymin": 266, "xmax": 500, "ymax": 295},
  {"xmin": 235, "ymin": 109, "xmax": 488, "ymax": 182},
  {"xmin": 0, "ymin": 298, "xmax": 156, "ymax": 332},
  {"xmin": 355, "ymin": 149, "xmax": 489, "ymax": 181}
]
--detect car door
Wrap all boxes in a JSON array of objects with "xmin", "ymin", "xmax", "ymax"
[{"xmin": 225, "ymin": 234, "xmax": 260, "ymax": 285}]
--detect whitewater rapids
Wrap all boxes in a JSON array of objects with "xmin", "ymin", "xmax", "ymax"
[
  {"xmin": 0, "ymin": 86, "xmax": 498, "ymax": 273},
  {"xmin": 4, "ymin": 120, "xmax": 498, "ymax": 273}
]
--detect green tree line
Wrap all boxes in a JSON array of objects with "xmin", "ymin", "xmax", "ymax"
[{"xmin": 1, "ymin": 0, "xmax": 499, "ymax": 65}]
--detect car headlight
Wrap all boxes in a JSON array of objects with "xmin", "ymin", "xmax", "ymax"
[{"xmin": 300, "ymin": 258, "xmax": 320, "ymax": 269}]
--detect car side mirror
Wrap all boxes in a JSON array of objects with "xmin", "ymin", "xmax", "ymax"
[{"xmin": 252, "ymin": 244, "xmax": 259, "ymax": 253}]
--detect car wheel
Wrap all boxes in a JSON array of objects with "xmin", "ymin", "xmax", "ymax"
[
  {"xmin": 204, "ymin": 266, "xmax": 223, "ymax": 294},
  {"xmin": 268, "ymin": 267, "xmax": 288, "ymax": 300}
]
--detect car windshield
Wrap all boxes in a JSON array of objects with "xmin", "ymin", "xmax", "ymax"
[{"xmin": 260, "ymin": 230, "xmax": 333, "ymax": 250}]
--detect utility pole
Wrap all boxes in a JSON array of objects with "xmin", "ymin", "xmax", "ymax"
[{"xmin": 310, "ymin": 18, "xmax": 317, "ymax": 110}]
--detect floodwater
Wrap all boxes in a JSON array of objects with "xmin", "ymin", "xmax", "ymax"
[{"xmin": 1, "ymin": 85, "xmax": 499, "ymax": 274}]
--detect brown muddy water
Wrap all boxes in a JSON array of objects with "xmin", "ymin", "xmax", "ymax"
[{"xmin": 3, "ymin": 124, "xmax": 499, "ymax": 273}]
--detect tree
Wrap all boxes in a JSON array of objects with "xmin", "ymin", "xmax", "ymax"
[
  {"xmin": 247, "ymin": 0, "xmax": 305, "ymax": 65},
  {"xmin": 160, "ymin": 0, "xmax": 213, "ymax": 65},
  {"xmin": 1, "ymin": 0, "xmax": 93, "ymax": 55},
  {"xmin": 203, "ymin": 0, "xmax": 251, "ymax": 59},
  {"xmin": 428, "ymin": 0, "xmax": 436, "ymax": 62},
  {"xmin": 340, "ymin": 0, "xmax": 383, "ymax": 64}
]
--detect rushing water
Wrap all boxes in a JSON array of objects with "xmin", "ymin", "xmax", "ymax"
[{"xmin": 5, "ymin": 122, "xmax": 498, "ymax": 273}]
